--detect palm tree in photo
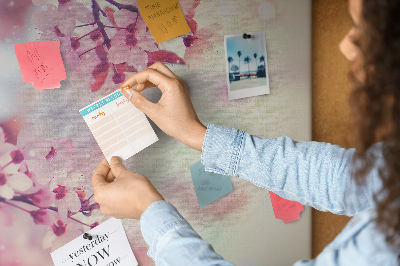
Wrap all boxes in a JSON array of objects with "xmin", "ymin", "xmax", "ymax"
[
  {"xmin": 244, "ymin": 56, "xmax": 251, "ymax": 78},
  {"xmin": 259, "ymin": 55, "xmax": 266, "ymax": 77},
  {"xmin": 260, "ymin": 55, "xmax": 265, "ymax": 71},
  {"xmin": 253, "ymin": 53, "xmax": 258, "ymax": 73},
  {"xmin": 228, "ymin": 56, "xmax": 233, "ymax": 73},
  {"xmin": 237, "ymin": 51, "xmax": 242, "ymax": 78}
]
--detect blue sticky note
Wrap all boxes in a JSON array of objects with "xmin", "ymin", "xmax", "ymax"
[{"xmin": 189, "ymin": 160, "xmax": 234, "ymax": 208}]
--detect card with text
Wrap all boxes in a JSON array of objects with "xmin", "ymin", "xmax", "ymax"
[
  {"xmin": 137, "ymin": 0, "xmax": 191, "ymax": 43},
  {"xmin": 189, "ymin": 160, "xmax": 233, "ymax": 208},
  {"xmin": 79, "ymin": 90, "xmax": 158, "ymax": 161},
  {"xmin": 14, "ymin": 41, "xmax": 67, "ymax": 90},
  {"xmin": 51, "ymin": 218, "xmax": 137, "ymax": 266}
]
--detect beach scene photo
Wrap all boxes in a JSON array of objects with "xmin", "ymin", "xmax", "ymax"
[{"xmin": 224, "ymin": 31, "xmax": 270, "ymax": 100}]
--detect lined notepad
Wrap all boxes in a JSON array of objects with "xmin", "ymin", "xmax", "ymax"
[{"xmin": 79, "ymin": 90, "xmax": 158, "ymax": 161}]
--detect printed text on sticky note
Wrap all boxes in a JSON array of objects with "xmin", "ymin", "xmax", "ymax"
[
  {"xmin": 79, "ymin": 89, "xmax": 158, "ymax": 162},
  {"xmin": 189, "ymin": 160, "xmax": 233, "ymax": 208},
  {"xmin": 137, "ymin": 0, "xmax": 191, "ymax": 43},
  {"xmin": 269, "ymin": 191, "xmax": 304, "ymax": 224},
  {"xmin": 51, "ymin": 218, "xmax": 138, "ymax": 266},
  {"xmin": 14, "ymin": 41, "xmax": 66, "ymax": 90}
]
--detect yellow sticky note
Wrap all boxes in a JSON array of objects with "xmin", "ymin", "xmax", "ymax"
[{"xmin": 137, "ymin": 0, "xmax": 191, "ymax": 44}]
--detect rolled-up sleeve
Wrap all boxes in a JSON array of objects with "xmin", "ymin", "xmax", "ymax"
[{"xmin": 201, "ymin": 124, "xmax": 382, "ymax": 216}]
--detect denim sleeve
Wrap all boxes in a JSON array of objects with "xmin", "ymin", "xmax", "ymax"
[
  {"xmin": 140, "ymin": 200, "xmax": 234, "ymax": 265},
  {"xmin": 201, "ymin": 124, "xmax": 382, "ymax": 216}
]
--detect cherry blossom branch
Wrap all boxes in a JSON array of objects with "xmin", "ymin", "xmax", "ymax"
[
  {"xmin": 76, "ymin": 22, "xmax": 96, "ymax": 28},
  {"xmin": 11, "ymin": 194, "xmax": 58, "ymax": 212},
  {"xmin": 91, "ymin": 0, "xmax": 111, "ymax": 49},
  {"xmin": 3, "ymin": 200, "xmax": 30, "ymax": 213},
  {"xmin": 104, "ymin": 0, "xmax": 139, "ymax": 13},
  {"xmin": 68, "ymin": 216, "xmax": 92, "ymax": 228},
  {"xmin": 0, "ymin": 161, "xmax": 12, "ymax": 172}
]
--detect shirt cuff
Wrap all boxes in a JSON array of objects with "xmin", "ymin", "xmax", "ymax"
[
  {"xmin": 140, "ymin": 200, "xmax": 192, "ymax": 260},
  {"xmin": 201, "ymin": 124, "xmax": 245, "ymax": 176}
]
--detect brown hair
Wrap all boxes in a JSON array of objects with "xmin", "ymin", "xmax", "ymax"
[{"xmin": 350, "ymin": 0, "xmax": 400, "ymax": 254}]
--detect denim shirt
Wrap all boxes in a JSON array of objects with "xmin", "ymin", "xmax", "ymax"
[{"xmin": 140, "ymin": 124, "xmax": 399, "ymax": 265}]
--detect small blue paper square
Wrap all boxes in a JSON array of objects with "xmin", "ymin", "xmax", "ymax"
[{"xmin": 189, "ymin": 160, "xmax": 234, "ymax": 208}]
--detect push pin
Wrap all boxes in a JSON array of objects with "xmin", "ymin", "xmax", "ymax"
[
  {"xmin": 121, "ymin": 85, "xmax": 130, "ymax": 92},
  {"xmin": 243, "ymin": 33, "xmax": 252, "ymax": 39},
  {"xmin": 83, "ymin": 233, "xmax": 93, "ymax": 240}
]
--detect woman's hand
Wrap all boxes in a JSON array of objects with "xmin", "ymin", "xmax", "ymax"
[
  {"xmin": 120, "ymin": 61, "xmax": 207, "ymax": 151},
  {"xmin": 91, "ymin": 157, "xmax": 164, "ymax": 219}
]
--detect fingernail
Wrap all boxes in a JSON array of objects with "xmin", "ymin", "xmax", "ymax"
[
  {"xmin": 123, "ymin": 89, "xmax": 133, "ymax": 100},
  {"xmin": 110, "ymin": 156, "xmax": 122, "ymax": 165}
]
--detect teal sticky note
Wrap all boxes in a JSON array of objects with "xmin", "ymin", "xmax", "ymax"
[{"xmin": 189, "ymin": 160, "xmax": 234, "ymax": 208}]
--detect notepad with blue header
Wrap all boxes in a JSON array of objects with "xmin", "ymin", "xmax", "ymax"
[{"xmin": 79, "ymin": 89, "xmax": 158, "ymax": 161}]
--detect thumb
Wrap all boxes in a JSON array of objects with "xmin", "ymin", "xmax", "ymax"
[
  {"xmin": 109, "ymin": 156, "xmax": 129, "ymax": 178},
  {"xmin": 122, "ymin": 89, "xmax": 155, "ymax": 116}
]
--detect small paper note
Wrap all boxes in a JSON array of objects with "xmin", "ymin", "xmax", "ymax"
[
  {"xmin": 137, "ymin": 0, "xmax": 191, "ymax": 43},
  {"xmin": 14, "ymin": 41, "xmax": 66, "ymax": 90},
  {"xmin": 269, "ymin": 191, "xmax": 304, "ymax": 224},
  {"xmin": 189, "ymin": 160, "xmax": 233, "ymax": 208},
  {"xmin": 79, "ymin": 89, "xmax": 158, "ymax": 162},
  {"xmin": 51, "ymin": 218, "xmax": 138, "ymax": 266}
]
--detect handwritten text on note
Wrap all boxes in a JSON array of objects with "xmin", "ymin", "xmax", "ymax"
[
  {"xmin": 14, "ymin": 41, "xmax": 66, "ymax": 90},
  {"xmin": 137, "ymin": 0, "xmax": 191, "ymax": 43}
]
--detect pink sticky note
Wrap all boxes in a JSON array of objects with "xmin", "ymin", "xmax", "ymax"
[
  {"xmin": 14, "ymin": 41, "xmax": 66, "ymax": 90},
  {"xmin": 269, "ymin": 191, "xmax": 304, "ymax": 224}
]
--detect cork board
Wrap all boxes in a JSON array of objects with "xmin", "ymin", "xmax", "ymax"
[{"xmin": 312, "ymin": 0, "xmax": 353, "ymax": 258}]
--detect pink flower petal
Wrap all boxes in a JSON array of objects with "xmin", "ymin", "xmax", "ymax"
[
  {"xmin": 137, "ymin": 37, "xmax": 158, "ymax": 52},
  {"xmin": 147, "ymin": 50, "xmax": 185, "ymax": 65},
  {"xmin": 31, "ymin": 4, "xmax": 58, "ymax": 34},
  {"xmin": 66, "ymin": 191, "xmax": 81, "ymax": 213},
  {"xmin": 30, "ymin": 209, "xmax": 51, "ymax": 225},
  {"xmin": 27, "ymin": 187, "xmax": 55, "ymax": 208},
  {"xmin": 7, "ymin": 172, "xmax": 33, "ymax": 192},
  {"xmin": 107, "ymin": 45, "xmax": 131, "ymax": 64},
  {"xmin": 114, "ymin": 9, "xmax": 138, "ymax": 28},
  {"xmin": 127, "ymin": 47, "xmax": 148, "ymax": 70},
  {"xmin": 0, "ymin": 184, "xmax": 14, "ymax": 200}
]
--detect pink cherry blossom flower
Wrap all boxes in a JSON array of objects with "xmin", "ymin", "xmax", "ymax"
[
  {"xmin": 25, "ymin": 184, "xmax": 55, "ymax": 208},
  {"xmin": 52, "ymin": 184, "xmax": 81, "ymax": 221},
  {"xmin": 43, "ymin": 218, "xmax": 83, "ymax": 251},
  {"xmin": 0, "ymin": 139, "xmax": 33, "ymax": 200},
  {"xmin": 30, "ymin": 209, "xmax": 52, "ymax": 225},
  {"xmin": 32, "ymin": 1, "xmax": 92, "ymax": 39},
  {"xmin": 107, "ymin": 9, "xmax": 158, "ymax": 72},
  {"xmin": 16, "ymin": 124, "xmax": 77, "ymax": 185},
  {"xmin": 0, "ymin": 171, "xmax": 32, "ymax": 200}
]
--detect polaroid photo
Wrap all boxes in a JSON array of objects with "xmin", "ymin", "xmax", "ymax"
[{"xmin": 224, "ymin": 31, "xmax": 270, "ymax": 100}]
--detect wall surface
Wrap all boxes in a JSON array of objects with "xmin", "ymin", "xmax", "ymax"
[{"xmin": 312, "ymin": 0, "xmax": 353, "ymax": 258}]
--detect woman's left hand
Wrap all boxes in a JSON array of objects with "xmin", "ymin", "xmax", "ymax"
[{"xmin": 91, "ymin": 156, "xmax": 164, "ymax": 219}]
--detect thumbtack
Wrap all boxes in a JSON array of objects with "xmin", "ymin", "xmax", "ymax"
[
  {"xmin": 243, "ymin": 33, "xmax": 252, "ymax": 39},
  {"xmin": 83, "ymin": 233, "xmax": 93, "ymax": 240},
  {"xmin": 121, "ymin": 85, "xmax": 130, "ymax": 92}
]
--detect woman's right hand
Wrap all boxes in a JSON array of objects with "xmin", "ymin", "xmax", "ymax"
[{"xmin": 120, "ymin": 62, "xmax": 207, "ymax": 151}]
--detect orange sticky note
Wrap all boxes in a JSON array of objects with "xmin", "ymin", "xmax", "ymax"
[
  {"xmin": 14, "ymin": 41, "xmax": 66, "ymax": 90},
  {"xmin": 269, "ymin": 191, "xmax": 304, "ymax": 224},
  {"xmin": 137, "ymin": 0, "xmax": 191, "ymax": 43}
]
